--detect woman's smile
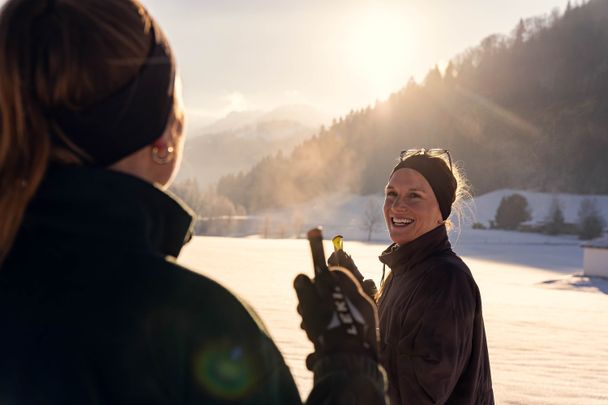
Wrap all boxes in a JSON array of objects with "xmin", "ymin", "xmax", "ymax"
[{"xmin": 384, "ymin": 168, "xmax": 443, "ymax": 245}]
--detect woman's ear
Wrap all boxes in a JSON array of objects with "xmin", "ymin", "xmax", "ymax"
[{"xmin": 151, "ymin": 137, "xmax": 175, "ymax": 165}]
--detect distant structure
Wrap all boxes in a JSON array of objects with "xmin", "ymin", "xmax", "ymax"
[{"xmin": 582, "ymin": 235, "xmax": 608, "ymax": 278}]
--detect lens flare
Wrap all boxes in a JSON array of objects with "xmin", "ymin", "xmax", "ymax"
[{"xmin": 193, "ymin": 340, "xmax": 257, "ymax": 400}]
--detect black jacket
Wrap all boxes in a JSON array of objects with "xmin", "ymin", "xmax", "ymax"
[
  {"xmin": 0, "ymin": 166, "xmax": 385, "ymax": 404},
  {"xmin": 377, "ymin": 226, "xmax": 494, "ymax": 405}
]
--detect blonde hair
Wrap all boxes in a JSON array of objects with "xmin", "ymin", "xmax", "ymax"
[
  {"xmin": 445, "ymin": 159, "xmax": 474, "ymax": 235},
  {"xmin": 0, "ymin": 0, "xmax": 153, "ymax": 265}
]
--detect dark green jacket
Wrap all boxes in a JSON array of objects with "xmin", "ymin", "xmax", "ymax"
[{"xmin": 0, "ymin": 166, "xmax": 385, "ymax": 405}]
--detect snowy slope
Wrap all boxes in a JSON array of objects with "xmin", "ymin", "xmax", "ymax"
[
  {"xmin": 249, "ymin": 189, "xmax": 608, "ymax": 242},
  {"xmin": 472, "ymin": 189, "xmax": 608, "ymax": 227}
]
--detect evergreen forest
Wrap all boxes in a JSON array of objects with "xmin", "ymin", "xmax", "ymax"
[{"xmin": 216, "ymin": 0, "xmax": 608, "ymax": 213}]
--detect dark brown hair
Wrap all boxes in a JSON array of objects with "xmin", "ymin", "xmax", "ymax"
[{"xmin": 0, "ymin": 0, "xmax": 153, "ymax": 264}]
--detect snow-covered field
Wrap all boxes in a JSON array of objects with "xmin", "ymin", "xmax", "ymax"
[
  {"xmin": 240, "ymin": 188, "xmax": 608, "ymax": 242},
  {"xmin": 180, "ymin": 229, "xmax": 608, "ymax": 404}
]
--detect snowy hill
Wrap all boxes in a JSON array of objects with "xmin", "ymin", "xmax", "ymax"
[
  {"xmin": 219, "ymin": 189, "xmax": 608, "ymax": 244},
  {"xmin": 472, "ymin": 189, "xmax": 608, "ymax": 228},
  {"xmin": 177, "ymin": 104, "xmax": 332, "ymax": 186},
  {"xmin": 195, "ymin": 104, "xmax": 330, "ymax": 138},
  {"xmin": 197, "ymin": 110, "xmax": 265, "ymax": 135}
]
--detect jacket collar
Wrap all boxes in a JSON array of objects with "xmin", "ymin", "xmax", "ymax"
[
  {"xmin": 378, "ymin": 225, "xmax": 451, "ymax": 275},
  {"xmin": 22, "ymin": 165, "xmax": 195, "ymax": 258}
]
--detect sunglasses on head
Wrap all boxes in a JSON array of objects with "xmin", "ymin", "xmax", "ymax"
[{"xmin": 399, "ymin": 148, "xmax": 453, "ymax": 172}]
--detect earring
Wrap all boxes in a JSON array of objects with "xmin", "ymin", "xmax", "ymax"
[{"xmin": 152, "ymin": 145, "xmax": 175, "ymax": 165}]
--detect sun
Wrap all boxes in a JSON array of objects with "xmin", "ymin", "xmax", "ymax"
[{"xmin": 345, "ymin": 7, "xmax": 419, "ymax": 101}]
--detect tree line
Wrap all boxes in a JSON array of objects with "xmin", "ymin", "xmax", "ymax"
[{"xmin": 484, "ymin": 192, "xmax": 605, "ymax": 240}]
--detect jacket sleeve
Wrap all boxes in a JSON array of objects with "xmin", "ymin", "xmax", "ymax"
[
  {"xmin": 306, "ymin": 353, "xmax": 388, "ymax": 405},
  {"xmin": 146, "ymin": 263, "xmax": 387, "ymax": 404},
  {"xmin": 141, "ymin": 263, "xmax": 303, "ymax": 405},
  {"xmin": 395, "ymin": 267, "xmax": 476, "ymax": 405}
]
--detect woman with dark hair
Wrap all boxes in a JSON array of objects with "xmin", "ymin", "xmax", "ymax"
[
  {"xmin": 0, "ymin": 1, "xmax": 385, "ymax": 403},
  {"xmin": 333, "ymin": 149, "xmax": 494, "ymax": 405}
]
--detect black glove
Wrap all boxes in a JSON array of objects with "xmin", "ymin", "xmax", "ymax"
[
  {"xmin": 294, "ymin": 267, "xmax": 379, "ymax": 370},
  {"xmin": 328, "ymin": 250, "xmax": 378, "ymax": 298}
]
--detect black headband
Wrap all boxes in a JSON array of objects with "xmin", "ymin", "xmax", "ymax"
[
  {"xmin": 390, "ymin": 155, "xmax": 457, "ymax": 220},
  {"xmin": 51, "ymin": 19, "xmax": 176, "ymax": 167}
]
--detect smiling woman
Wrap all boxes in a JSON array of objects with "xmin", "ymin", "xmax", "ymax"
[
  {"xmin": 375, "ymin": 151, "xmax": 494, "ymax": 404},
  {"xmin": 345, "ymin": 7, "xmax": 420, "ymax": 100},
  {"xmin": 332, "ymin": 150, "xmax": 494, "ymax": 404}
]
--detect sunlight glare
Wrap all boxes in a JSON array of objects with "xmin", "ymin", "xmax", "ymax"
[{"xmin": 346, "ymin": 7, "xmax": 420, "ymax": 101}]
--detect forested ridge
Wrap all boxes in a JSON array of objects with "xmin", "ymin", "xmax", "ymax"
[{"xmin": 216, "ymin": 1, "xmax": 608, "ymax": 213}]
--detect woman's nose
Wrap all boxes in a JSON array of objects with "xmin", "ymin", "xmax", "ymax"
[{"xmin": 392, "ymin": 196, "xmax": 407, "ymax": 211}]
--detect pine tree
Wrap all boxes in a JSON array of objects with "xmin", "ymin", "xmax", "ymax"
[
  {"xmin": 577, "ymin": 198, "xmax": 605, "ymax": 240},
  {"xmin": 495, "ymin": 194, "xmax": 531, "ymax": 230},
  {"xmin": 514, "ymin": 18, "xmax": 526, "ymax": 45},
  {"xmin": 544, "ymin": 197, "xmax": 566, "ymax": 235}
]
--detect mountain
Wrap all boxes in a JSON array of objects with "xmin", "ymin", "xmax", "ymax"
[
  {"xmin": 178, "ymin": 104, "xmax": 330, "ymax": 186},
  {"xmin": 193, "ymin": 104, "xmax": 330, "ymax": 138},
  {"xmin": 256, "ymin": 105, "xmax": 331, "ymax": 137},
  {"xmin": 216, "ymin": 0, "xmax": 608, "ymax": 213},
  {"xmin": 195, "ymin": 110, "xmax": 265, "ymax": 136}
]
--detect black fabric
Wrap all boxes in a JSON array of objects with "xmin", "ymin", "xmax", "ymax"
[
  {"xmin": 51, "ymin": 19, "xmax": 175, "ymax": 166},
  {"xmin": 0, "ymin": 166, "xmax": 386, "ymax": 404},
  {"xmin": 390, "ymin": 155, "xmax": 457, "ymax": 220},
  {"xmin": 377, "ymin": 225, "xmax": 494, "ymax": 405}
]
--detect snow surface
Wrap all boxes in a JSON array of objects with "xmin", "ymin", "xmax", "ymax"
[{"xmin": 179, "ymin": 229, "xmax": 608, "ymax": 404}]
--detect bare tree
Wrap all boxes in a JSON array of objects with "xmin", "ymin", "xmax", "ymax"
[
  {"xmin": 261, "ymin": 216, "xmax": 272, "ymax": 239},
  {"xmin": 360, "ymin": 198, "xmax": 384, "ymax": 241}
]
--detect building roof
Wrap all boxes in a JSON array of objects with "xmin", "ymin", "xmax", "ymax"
[{"xmin": 582, "ymin": 235, "xmax": 608, "ymax": 249}]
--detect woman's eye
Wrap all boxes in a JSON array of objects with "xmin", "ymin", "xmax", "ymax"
[
  {"xmin": 409, "ymin": 193, "xmax": 421, "ymax": 199},
  {"xmin": 386, "ymin": 191, "xmax": 397, "ymax": 198}
]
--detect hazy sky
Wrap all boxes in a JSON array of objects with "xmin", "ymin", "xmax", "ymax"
[{"xmin": 32, "ymin": 1, "xmax": 571, "ymax": 125}]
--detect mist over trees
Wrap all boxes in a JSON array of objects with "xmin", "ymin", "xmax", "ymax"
[{"xmin": 217, "ymin": 0, "xmax": 608, "ymax": 213}]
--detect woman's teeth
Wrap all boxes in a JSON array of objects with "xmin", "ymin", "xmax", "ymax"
[{"xmin": 392, "ymin": 217, "xmax": 414, "ymax": 226}]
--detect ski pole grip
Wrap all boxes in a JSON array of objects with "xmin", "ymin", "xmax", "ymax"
[{"xmin": 307, "ymin": 227, "xmax": 329, "ymax": 276}]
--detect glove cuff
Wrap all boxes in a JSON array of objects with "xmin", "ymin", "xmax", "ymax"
[{"xmin": 312, "ymin": 353, "xmax": 386, "ymax": 388}]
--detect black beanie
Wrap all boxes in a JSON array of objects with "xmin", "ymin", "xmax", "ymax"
[
  {"xmin": 50, "ymin": 18, "xmax": 175, "ymax": 167},
  {"xmin": 390, "ymin": 154, "xmax": 457, "ymax": 220}
]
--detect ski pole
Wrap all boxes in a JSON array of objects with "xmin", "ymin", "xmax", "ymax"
[
  {"xmin": 307, "ymin": 227, "xmax": 329, "ymax": 276},
  {"xmin": 306, "ymin": 227, "xmax": 359, "ymax": 336}
]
